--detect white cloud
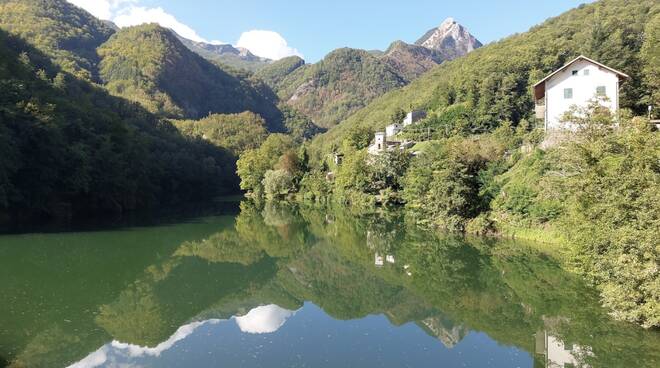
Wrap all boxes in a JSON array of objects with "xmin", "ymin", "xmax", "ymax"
[
  {"xmin": 236, "ymin": 30, "xmax": 303, "ymax": 60},
  {"xmin": 235, "ymin": 304, "xmax": 296, "ymax": 334},
  {"xmin": 67, "ymin": 1, "xmax": 206, "ymax": 42},
  {"xmin": 67, "ymin": 1, "xmax": 304, "ymax": 59},
  {"xmin": 113, "ymin": 6, "xmax": 206, "ymax": 42},
  {"xmin": 68, "ymin": 319, "xmax": 224, "ymax": 368},
  {"xmin": 67, "ymin": 0, "xmax": 135, "ymax": 20}
]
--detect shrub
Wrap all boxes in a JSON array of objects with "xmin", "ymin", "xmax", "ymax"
[{"xmin": 263, "ymin": 169, "xmax": 295, "ymax": 200}]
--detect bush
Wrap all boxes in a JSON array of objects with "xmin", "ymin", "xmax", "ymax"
[{"xmin": 263, "ymin": 169, "xmax": 295, "ymax": 199}]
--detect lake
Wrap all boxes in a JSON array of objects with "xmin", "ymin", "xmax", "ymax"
[{"xmin": 0, "ymin": 201, "xmax": 658, "ymax": 368}]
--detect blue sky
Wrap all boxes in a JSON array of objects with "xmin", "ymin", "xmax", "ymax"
[{"xmin": 70, "ymin": 0, "xmax": 593, "ymax": 62}]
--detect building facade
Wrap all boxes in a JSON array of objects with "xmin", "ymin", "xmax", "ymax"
[{"xmin": 533, "ymin": 56, "xmax": 628, "ymax": 131}]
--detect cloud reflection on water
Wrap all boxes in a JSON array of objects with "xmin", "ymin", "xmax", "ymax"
[{"xmin": 68, "ymin": 304, "xmax": 295, "ymax": 368}]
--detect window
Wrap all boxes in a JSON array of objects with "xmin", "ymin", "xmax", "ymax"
[
  {"xmin": 564, "ymin": 88, "xmax": 573, "ymax": 99},
  {"xmin": 572, "ymin": 70, "xmax": 578, "ymax": 76},
  {"xmin": 584, "ymin": 69, "xmax": 590, "ymax": 76},
  {"xmin": 596, "ymin": 86, "xmax": 606, "ymax": 96}
]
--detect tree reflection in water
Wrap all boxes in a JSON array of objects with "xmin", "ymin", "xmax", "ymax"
[{"xmin": 0, "ymin": 201, "xmax": 658, "ymax": 368}]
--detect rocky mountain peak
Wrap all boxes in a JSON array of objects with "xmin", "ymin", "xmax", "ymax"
[{"xmin": 415, "ymin": 18, "xmax": 482, "ymax": 60}]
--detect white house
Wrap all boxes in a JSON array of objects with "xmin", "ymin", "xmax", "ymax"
[
  {"xmin": 533, "ymin": 55, "xmax": 629, "ymax": 131},
  {"xmin": 386, "ymin": 123, "xmax": 402, "ymax": 137}
]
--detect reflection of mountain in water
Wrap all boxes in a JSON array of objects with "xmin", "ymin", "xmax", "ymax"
[
  {"xmin": 1, "ymin": 202, "xmax": 658, "ymax": 368},
  {"xmin": 71, "ymin": 303, "xmax": 298, "ymax": 368}
]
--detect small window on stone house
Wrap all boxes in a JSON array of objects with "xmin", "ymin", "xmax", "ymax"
[
  {"xmin": 572, "ymin": 70, "xmax": 578, "ymax": 76},
  {"xmin": 584, "ymin": 69, "xmax": 590, "ymax": 76},
  {"xmin": 564, "ymin": 88, "xmax": 573, "ymax": 99},
  {"xmin": 596, "ymin": 86, "xmax": 606, "ymax": 96}
]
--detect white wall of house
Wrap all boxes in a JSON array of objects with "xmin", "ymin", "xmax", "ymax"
[
  {"xmin": 545, "ymin": 59, "xmax": 620, "ymax": 130},
  {"xmin": 386, "ymin": 124, "xmax": 402, "ymax": 137},
  {"xmin": 403, "ymin": 111, "xmax": 426, "ymax": 127},
  {"xmin": 369, "ymin": 132, "xmax": 387, "ymax": 155}
]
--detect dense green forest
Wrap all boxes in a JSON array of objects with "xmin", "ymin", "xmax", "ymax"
[
  {"xmin": 98, "ymin": 24, "xmax": 284, "ymax": 127},
  {"xmin": 0, "ymin": 28, "xmax": 241, "ymax": 220},
  {"xmin": 237, "ymin": 0, "xmax": 660, "ymax": 328},
  {"xmin": 0, "ymin": 0, "xmax": 115, "ymax": 81},
  {"xmin": 0, "ymin": 0, "xmax": 288, "ymax": 131},
  {"xmin": 254, "ymin": 55, "xmax": 306, "ymax": 90}
]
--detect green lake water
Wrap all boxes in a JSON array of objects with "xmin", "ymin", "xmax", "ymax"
[{"xmin": 0, "ymin": 201, "xmax": 657, "ymax": 368}]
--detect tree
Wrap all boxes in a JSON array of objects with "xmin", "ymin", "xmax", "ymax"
[
  {"xmin": 263, "ymin": 169, "xmax": 295, "ymax": 199},
  {"xmin": 390, "ymin": 108, "xmax": 406, "ymax": 125},
  {"xmin": 236, "ymin": 134, "xmax": 295, "ymax": 195}
]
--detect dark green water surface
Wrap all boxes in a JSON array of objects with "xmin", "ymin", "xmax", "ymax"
[{"xmin": 0, "ymin": 202, "xmax": 657, "ymax": 368}]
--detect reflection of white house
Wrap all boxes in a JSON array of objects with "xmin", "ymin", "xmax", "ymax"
[
  {"xmin": 374, "ymin": 253, "xmax": 396, "ymax": 267},
  {"xmin": 536, "ymin": 331, "xmax": 593, "ymax": 368},
  {"xmin": 534, "ymin": 55, "xmax": 629, "ymax": 131},
  {"xmin": 375, "ymin": 253, "xmax": 384, "ymax": 267}
]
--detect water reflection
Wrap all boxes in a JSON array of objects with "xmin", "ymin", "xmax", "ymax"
[
  {"xmin": 0, "ymin": 201, "xmax": 658, "ymax": 368},
  {"xmin": 235, "ymin": 305, "xmax": 297, "ymax": 334}
]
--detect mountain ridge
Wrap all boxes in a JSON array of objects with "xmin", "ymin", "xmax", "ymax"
[
  {"xmin": 173, "ymin": 32, "xmax": 272, "ymax": 72},
  {"xmin": 415, "ymin": 17, "xmax": 483, "ymax": 60}
]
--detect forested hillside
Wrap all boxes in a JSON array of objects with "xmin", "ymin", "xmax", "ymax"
[
  {"xmin": 0, "ymin": 0, "xmax": 288, "ymax": 131},
  {"xmin": 309, "ymin": 0, "xmax": 659, "ymax": 158},
  {"xmin": 0, "ymin": 29, "xmax": 239, "ymax": 220},
  {"xmin": 98, "ymin": 24, "xmax": 284, "ymax": 128},
  {"xmin": 0, "ymin": 0, "xmax": 115, "ymax": 81},
  {"xmin": 254, "ymin": 56, "xmax": 306, "ymax": 90},
  {"xmin": 381, "ymin": 40, "xmax": 444, "ymax": 81},
  {"xmin": 272, "ymin": 48, "xmax": 408, "ymax": 128}
]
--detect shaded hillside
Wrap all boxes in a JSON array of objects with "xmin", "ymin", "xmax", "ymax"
[
  {"xmin": 0, "ymin": 0, "xmax": 115, "ymax": 81},
  {"xmin": 309, "ymin": 0, "xmax": 658, "ymax": 158},
  {"xmin": 0, "ymin": 29, "xmax": 237, "ymax": 219},
  {"xmin": 98, "ymin": 24, "xmax": 284, "ymax": 129},
  {"xmin": 275, "ymin": 48, "xmax": 407, "ymax": 128}
]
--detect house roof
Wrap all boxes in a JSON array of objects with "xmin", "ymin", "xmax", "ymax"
[{"xmin": 533, "ymin": 55, "xmax": 629, "ymax": 100}]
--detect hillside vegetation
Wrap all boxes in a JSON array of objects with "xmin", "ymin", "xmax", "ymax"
[
  {"xmin": 0, "ymin": 0, "xmax": 115, "ymax": 81},
  {"xmin": 0, "ymin": 29, "xmax": 238, "ymax": 219},
  {"xmin": 271, "ymin": 48, "xmax": 408, "ymax": 128},
  {"xmin": 98, "ymin": 24, "xmax": 284, "ymax": 128},
  {"xmin": 237, "ymin": 0, "xmax": 660, "ymax": 328},
  {"xmin": 309, "ymin": 0, "xmax": 658, "ymax": 158},
  {"xmin": 254, "ymin": 56, "xmax": 306, "ymax": 90}
]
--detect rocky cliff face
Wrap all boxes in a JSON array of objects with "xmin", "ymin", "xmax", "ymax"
[
  {"xmin": 415, "ymin": 18, "xmax": 482, "ymax": 60},
  {"xmin": 173, "ymin": 32, "xmax": 271, "ymax": 71}
]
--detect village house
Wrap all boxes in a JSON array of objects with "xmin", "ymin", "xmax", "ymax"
[
  {"xmin": 386, "ymin": 123, "xmax": 402, "ymax": 137},
  {"xmin": 368, "ymin": 110, "xmax": 425, "ymax": 155},
  {"xmin": 534, "ymin": 55, "xmax": 629, "ymax": 131}
]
